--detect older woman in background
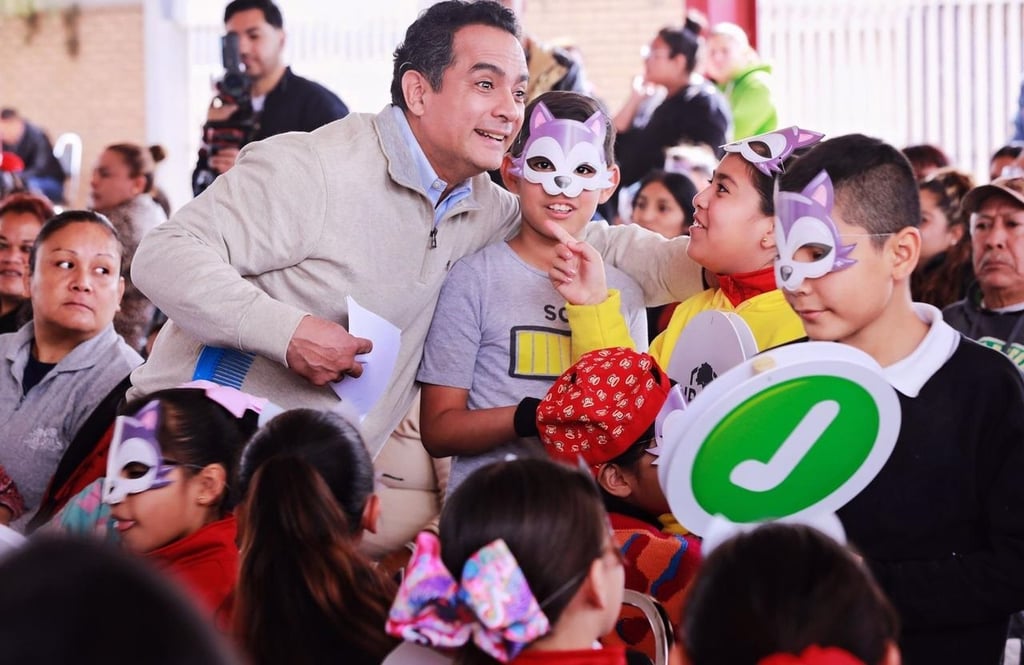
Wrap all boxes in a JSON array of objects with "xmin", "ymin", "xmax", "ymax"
[
  {"xmin": 90, "ymin": 143, "xmax": 167, "ymax": 350},
  {"xmin": 0, "ymin": 211, "xmax": 142, "ymax": 529},
  {"xmin": 705, "ymin": 22, "xmax": 778, "ymax": 140}
]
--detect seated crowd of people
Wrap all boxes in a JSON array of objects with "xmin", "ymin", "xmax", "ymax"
[{"xmin": 3, "ymin": 1, "xmax": 1024, "ymax": 665}]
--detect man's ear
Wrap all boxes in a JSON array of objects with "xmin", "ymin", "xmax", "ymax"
[
  {"xmin": 361, "ymin": 493, "xmax": 381, "ymax": 534},
  {"xmin": 401, "ymin": 70, "xmax": 430, "ymax": 117},
  {"xmin": 195, "ymin": 464, "xmax": 228, "ymax": 506},
  {"xmin": 598, "ymin": 463, "xmax": 633, "ymax": 499},
  {"xmin": 890, "ymin": 226, "xmax": 921, "ymax": 280},
  {"xmin": 597, "ymin": 164, "xmax": 622, "ymax": 204},
  {"xmin": 500, "ymin": 154, "xmax": 522, "ymax": 194}
]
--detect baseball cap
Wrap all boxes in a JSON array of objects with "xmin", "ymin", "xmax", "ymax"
[{"xmin": 961, "ymin": 177, "xmax": 1024, "ymax": 214}]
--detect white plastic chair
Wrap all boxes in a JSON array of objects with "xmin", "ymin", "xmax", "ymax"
[{"xmin": 52, "ymin": 132, "xmax": 82, "ymax": 204}]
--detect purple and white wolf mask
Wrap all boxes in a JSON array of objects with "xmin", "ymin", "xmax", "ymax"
[
  {"xmin": 774, "ymin": 170, "xmax": 857, "ymax": 292},
  {"xmin": 508, "ymin": 101, "xmax": 615, "ymax": 197},
  {"xmin": 722, "ymin": 126, "xmax": 824, "ymax": 177},
  {"xmin": 102, "ymin": 401, "xmax": 178, "ymax": 505}
]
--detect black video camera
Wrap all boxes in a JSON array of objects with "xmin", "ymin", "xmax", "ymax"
[{"xmin": 192, "ymin": 32, "xmax": 258, "ymax": 196}]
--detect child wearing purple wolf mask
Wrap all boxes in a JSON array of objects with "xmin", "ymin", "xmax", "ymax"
[{"xmin": 417, "ymin": 91, "xmax": 649, "ymax": 495}]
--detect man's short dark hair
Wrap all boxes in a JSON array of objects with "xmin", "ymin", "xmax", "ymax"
[
  {"xmin": 390, "ymin": 0, "xmax": 519, "ymax": 111},
  {"xmin": 224, "ymin": 0, "xmax": 283, "ymax": 29},
  {"xmin": 0, "ymin": 108, "xmax": 17, "ymax": 121},
  {"xmin": 779, "ymin": 134, "xmax": 920, "ymax": 246}
]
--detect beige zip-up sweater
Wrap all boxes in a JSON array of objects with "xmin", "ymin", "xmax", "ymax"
[{"xmin": 130, "ymin": 106, "xmax": 701, "ymax": 457}]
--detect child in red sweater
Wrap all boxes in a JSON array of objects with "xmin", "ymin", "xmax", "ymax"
[{"xmin": 101, "ymin": 383, "xmax": 263, "ymax": 627}]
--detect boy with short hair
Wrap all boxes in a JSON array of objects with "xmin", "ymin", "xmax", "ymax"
[
  {"xmin": 417, "ymin": 91, "xmax": 648, "ymax": 493},
  {"xmin": 775, "ymin": 134, "xmax": 1024, "ymax": 665}
]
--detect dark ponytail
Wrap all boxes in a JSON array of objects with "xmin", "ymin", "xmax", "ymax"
[{"xmin": 234, "ymin": 409, "xmax": 397, "ymax": 665}]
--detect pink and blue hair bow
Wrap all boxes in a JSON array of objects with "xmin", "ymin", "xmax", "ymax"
[{"xmin": 386, "ymin": 531, "xmax": 551, "ymax": 662}]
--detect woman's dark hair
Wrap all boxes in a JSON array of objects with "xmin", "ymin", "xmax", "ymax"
[
  {"xmin": 510, "ymin": 91, "xmax": 615, "ymax": 164},
  {"xmin": 0, "ymin": 537, "xmax": 240, "ymax": 665},
  {"xmin": 901, "ymin": 143, "xmax": 950, "ymax": 179},
  {"xmin": 234, "ymin": 409, "xmax": 397, "ymax": 665},
  {"xmin": 681, "ymin": 524, "xmax": 899, "ymax": 665},
  {"xmin": 105, "ymin": 143, "xmax": 165, "ymax": 195},
  {"xmin": 658, "ymin": 25, "xmax": 701, "ymax": 73},
  {"xmin": 391, "ymin": 0, "xmax": 519, "ymax": 111},
  {"xmin": 120, "ymin": 387, "xmax": 260, "ymax": 514},
  {"xmin": 441, "ymin": 458, "xmax": 610, "ymax": 665},
  {"xmin": 0, "ymin": 192, "xmax": 54, "ymax": 225},
  {"xmin": 634, "ymin": 170, "xmax": 697, "ymax": 226},
  {"xmin": 912, "ymin": 167, "xmax": 976, "ymax": 307},
  {"xmin": 28, "ymin": 210, "xmax": 122, "ymax": 272}
]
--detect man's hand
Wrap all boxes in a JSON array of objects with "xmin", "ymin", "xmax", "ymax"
[
  {"xmin": 545, "ymin": 219, "xmax": 610, "ymax": 306},
  {"xmin": 209, "ymin": 147, "xmax": 240, "ymax": 174},
  {"xmin": 286, "ymin": 315, "xmax": 374, "ymax": 386},
  {"xmin": 206, "ymin": 102, "xmax": 241, "ymax": 174}
]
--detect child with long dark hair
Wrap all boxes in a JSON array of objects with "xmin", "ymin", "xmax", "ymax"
[
  {"xmin": 102, "ymin": 384, "xmax": 263, "ymax": 626},
  {"xmin": 678, "ymin": 524, "xmax": 900, "ymax": 665},
  {"xmin": 388, "ymin": 457, "xmax": 627, "ymax": 665},
  {"xmin": 234, "ymin": 408, "xmax": 397, "ymax": 665}
]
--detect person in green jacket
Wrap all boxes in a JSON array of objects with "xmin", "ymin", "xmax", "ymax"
[{"xmin": 706, "ymin": 22, "xmax": 778, "ymax": 140}]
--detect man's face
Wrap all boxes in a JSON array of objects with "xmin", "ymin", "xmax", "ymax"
[
  {"xmin": 226, "ymin": 8, "xmax": 285, "ymax": 82},
  {"xmin": 971, "ymin": 194, "xmax": 1024, "ymax": 307},
  {"xmin": 411, "ymin": 24, "xmax": 528, "ymax": 185},
  {"xmin": 0, "ymin": 117, "xmax": 22, "ymax": 145}
]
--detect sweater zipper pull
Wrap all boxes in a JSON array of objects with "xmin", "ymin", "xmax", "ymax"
[{"xmin": 429, "ymin": 227, "xmax": 438, "ymax": 249}]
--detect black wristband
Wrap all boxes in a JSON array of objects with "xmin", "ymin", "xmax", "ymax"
[{"xmin": 514, "ymin": 397, "xmax": 542, "ymax": 438}]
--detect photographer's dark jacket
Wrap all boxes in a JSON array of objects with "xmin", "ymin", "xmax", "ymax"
[{"xmin": 253, "ymin": 67, "xmax": 349, "ymax": 140}]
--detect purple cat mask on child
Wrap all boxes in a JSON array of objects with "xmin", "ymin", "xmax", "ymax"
[
  {"xmin": 508, "ymin": 101, "xmax": 614, "ymax": 198},
  {"xmin": 774, "ymin": 170, "xmax": 857, "ymax": 292},
  {"xmin": 722, "ymin": 126, "xmax": 825, "ymax": 176},
  {"xmin": 102, "ymin": 401, "xmax": 179, "ymax": 505}
]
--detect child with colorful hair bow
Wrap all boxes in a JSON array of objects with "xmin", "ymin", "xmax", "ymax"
[{"xmin": 387, "ymin": 457, "xmax": 628, "ymax": 665}]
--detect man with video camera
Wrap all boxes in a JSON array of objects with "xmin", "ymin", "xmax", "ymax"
[{"xmin": 193, "ymin": 0, "xmax": 349, "ymax": 194}]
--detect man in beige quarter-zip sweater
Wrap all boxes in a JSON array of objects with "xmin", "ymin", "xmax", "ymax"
[{"xmin": 130, "ymin": 0, "xmax": 703, "ymax": 555}]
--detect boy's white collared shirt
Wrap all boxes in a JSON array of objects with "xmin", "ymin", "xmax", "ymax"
[{"xmin": 881, "ymin": 303, "xmax": 960, "ymax": 398}]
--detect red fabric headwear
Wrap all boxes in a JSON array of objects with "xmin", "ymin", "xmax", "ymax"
[{"xmin": 537, "ymin": 347, "xmax": 670, "ymax": 469}]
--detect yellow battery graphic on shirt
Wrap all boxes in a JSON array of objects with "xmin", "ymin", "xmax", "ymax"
[{"xmin": 510, "ymin": 327, "xmax": 572, "ymax": 379}]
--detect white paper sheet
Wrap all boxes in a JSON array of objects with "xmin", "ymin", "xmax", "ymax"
[{"xmin": 330, "ymin": 296, "xmax": 401, "ymax": 422}]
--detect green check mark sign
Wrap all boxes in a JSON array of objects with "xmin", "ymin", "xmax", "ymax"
[
  {"xmin": 692, "ymin": 376, "xmax": 879, "ymax": 521},
  {"xmin": 659, "ymin": 342, "xmax": 902, "ymax": 535}
]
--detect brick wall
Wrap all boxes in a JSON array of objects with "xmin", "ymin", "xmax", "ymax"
[
  {"xmin": 518, "ymin": 0, "xmax": 686, "ymax": 112},
  {"xmin": 0, "ymin": 6, "xmax": 145, "ymax": 207},
  {"xmin": 0, "ymin": 1, "xmax": 686, "ymax": 208}
]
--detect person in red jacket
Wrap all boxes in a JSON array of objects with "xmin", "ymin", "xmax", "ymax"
[{"xmin": 101, "ymin": 384, "xmax": 263, "ymax": 628}]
